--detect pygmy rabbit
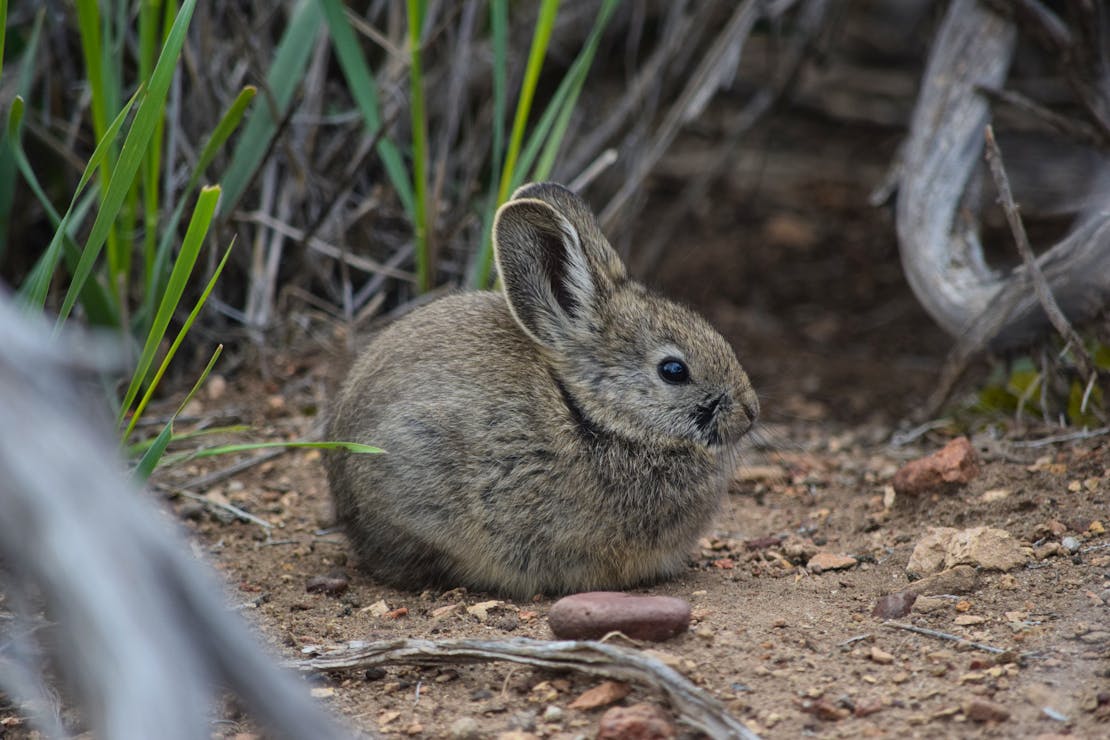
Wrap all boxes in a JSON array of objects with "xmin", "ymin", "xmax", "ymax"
[{"xmin": 326, "ymin": 183, "xmax": 758, "ymax": 599}]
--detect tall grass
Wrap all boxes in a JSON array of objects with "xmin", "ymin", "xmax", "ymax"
[
  {"xmin": 3, "ymin": 0, "xmax": 384, "ymax": 473},
  {"xmin": 321, "ymin": 0, "xmax": 619, "ymax": 291},
  {"xmin": 4, "ymin": 1, "xmax": 243, "ymax": 471},
  {"xmin": 2, "ymin": 1, "xmax": 618, "ymax": 470}
]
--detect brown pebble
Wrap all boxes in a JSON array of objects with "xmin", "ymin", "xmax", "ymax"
[
  {"xmin": 869, "ymin": 646, "xmax": 895, "ymax": 665},
  {"xmin": 873, "ymin": 592, "xmax": 917, "ymax": 619},
  {"xmin": 799, "ymin": 698, "xmax": 850, "ymax": 721},
  {"xmin": 807, "ymin": 552, "xmax": 857, "ymax": 573},
  {"xmin": 548, "ymin": 592, "xmax": 690, "ymax": 642},
  {"xmin": 568, "ymin": 680, "xmax": 629, "ymax": 710},
  {"xmin": 597, "ymin": 703, "xmax": 676, "ymax": 740},
  {"xmin": 305, "ymin": 572, "xmax": 349, "ymax": 596},
  {"xmin": 892, "ymin": 436, "xmax": 979, "ymax": 496},
  {"xmin": 744, "ymin": 535, "xmax": 784, "ymax": 551},
  {"xmin": 964, "ymin": 698, "xmax": 1010, "ymax": 722}
]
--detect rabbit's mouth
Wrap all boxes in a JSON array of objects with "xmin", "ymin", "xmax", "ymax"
[
  {"xmin": 693, "ymin": 394, "xmax": 755, "ymax": 447},
  {"xmin": 694, "ymin": 395, "xmax": 731, "ymax": 447}
]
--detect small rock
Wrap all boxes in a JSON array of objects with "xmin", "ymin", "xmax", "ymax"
[
  {"xmin": 873, "ymin": 592, "xmax": 917, "ymax": 619},
  {"xmin": 597, "ymin": 703, "xmax": 676, "ymax": 740},
  {"xmin": 309, "ymin": 687, "xmax": 334, "ymax": 698},
  {"xmin": 365, "ymin": 599, "xmax": 391, "ymax": 617},
  {"xmin": 781, "ymin": 535, "xmax": 819, "ymax": 563},
  {"xmin": 800, "ymin": 698, "xmax": 850, "ymax": 721},
  {"xmin": 541, "ymin": 705, "xmax": 564, "ymax": 723},
  {"xmin": 908, "ymin": 565, "xmax": 979, "ymax": 595},
  {"xmin": 807, "ymin": 552, "xmax": 858, "ymax": 573},
  {"xmin": 548, "ymin": 592, "xmax": 691, "ymax": 642},
  {"xmin": 305, "ymin": 572, "xmax": 349, "ymax": 596},
  {"xmin": 892, "ymin": 437, "xmax": 979, "ymax": 496},
  {"xmin": 908, "ymin": 527, "xmax": 1028, "ymax": 577},
  {"xmin": 981, "ymin": 488, "xmax": 1011, "ymax": 502},
  {"xmin": 913, "ymin": 596, "xmax": 951, "ymax": 613},
  {"xmin": 568, "ymin": 680, "xmax": 630, "ymax": 710},
  {"xmin": 744, "ymin": 535, "xmax": 785, "ymax": 551},
  {"xmin": 946, "ymin": 526, "xmax": 1029, "ymax": 571},
  {"xmin": 963, "ymin": 698, "xmax": 1010, "ymax": 722},
  {"xmin": 906, "ymin": 528, "xmax": 957, "ymax": 577},
  {"xmin": 1061, "ymin": 536, "xmax": 1081, "ymax": 553},
  {"xmin": 1034, "ymin": 542, "xmax": 1064, "ymax": 560},
  {"xmin": 449, "ymin": 717, "xmax": 481, "ymax": 739},
  {"xmin": 869, "ymin": 646, "xmax": 895, "ymax": 664},
  {"xmin": 466, "ymin": 600, "xmax": 504, "ymax": 621}
]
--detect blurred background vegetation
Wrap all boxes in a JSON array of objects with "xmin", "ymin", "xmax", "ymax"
[{"xmin": 1, "ymin": 0, "xmax": 1107, "ymax": 443}]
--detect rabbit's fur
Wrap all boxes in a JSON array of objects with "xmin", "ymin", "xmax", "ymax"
[{"xmin": 326, "ymin": 183, "xmax": 758, "ymax": 599}]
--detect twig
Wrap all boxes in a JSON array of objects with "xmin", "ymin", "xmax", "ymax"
[
  {"xmin": 237, "ymin": 211, "xmax": 413, "ymax": 280},
  {"xmin": 1010, "ymin": 425, "xmax": 1110, "ymax": 448},
  {"xmin": 174, "ymin": 490, "xmax": 274, "ymax": 530},
  {"xmin": 883, "ymin": 621, "xmax": 1009, "ymax": 655},
  {"xmin": 889, "ymin": 418, "xmax": 953, "ymax": 448},
  {"xmin": 983, "ymin": 125, "xmax": 1096, "ymax": 384},
  {"xmin": 837, "ymin": 634, "xmax": 872, "ymax": 648},
  {"xmin": 292, "ymin": 637, "xmax": 761, "ymax": 740},
  {"xmin": 567, "ymin": 148, "xmax": 618, "ymax": 193},
  {"xmin": 976, "ymin": 85, "xmax": 1108, "ymax": 149}
]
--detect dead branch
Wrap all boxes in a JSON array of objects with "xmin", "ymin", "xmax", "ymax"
[
  {"xmin": 293, "ymin": 636, "xmax": 761, "ymax": 740},
  {"xmin": 983, "ymin": 124, "xmax": 1096, "ymax": 382},
  {"xmin": 883, "ymin": 621, "xmax": 1028, "ymax": 658},
  {"xmin": 895, "ymin": 0, "xmax": 1110, "ymax": 353}
]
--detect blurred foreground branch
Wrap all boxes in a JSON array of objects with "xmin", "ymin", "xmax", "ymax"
[{"xmin": 0, "ymin": 291, "xmax": 348, "ymax": 740}]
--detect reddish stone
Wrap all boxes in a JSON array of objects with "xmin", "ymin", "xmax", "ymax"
[
  {"xmin": 892, "ymin": 437, "xmax": 980, "ymax": 496},
  {"xmin": 548, "ymin": 592, "xmax": 690, "ymax": 642}
]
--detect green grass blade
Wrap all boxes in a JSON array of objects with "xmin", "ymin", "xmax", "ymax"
[
  {"xmin": 489, "ymin": 0, "xmax": 508, "ymax": 194},
  {"xmin": 472, "ymin": 0, "xmax": 559, "ymax": 286},
  {"xmin": 120, "ymin": 185, "xmax": 221, "ymax": 431},
  {"xmin": 76, "ymin": 0, "xmax": 125, "ymax": 305},
  {"xmin": 467, "ymin": 0, "xmax": 509, "ymax": 288},
  {"xmin": 139, "ymin": 0, "xmax": 165, "ymax": 293},
  {"xmin": 123, "ymin": 235, "xmax": 233, "ymax": 440},
  {"xmin": 496, "ymin": 0, "xmax": 558, "ymax": 205},
  {"xmin": 166, "ymin": 440, "xmax": 383, "ymax": 464},
  {"xmin": 58, "ymin": 0, "xmax": 198, "ymax": 326},
  {"xmin": 133, "ymin": 343, "xmax": 223, "ymax": 480},
  {"xmin": 407, "ymin": 0, "xmax": 430, "ymax": 291},
  {"xmin": 320, "ymin": 0, "xmax": 414, "ymax": 216},
  {"xmin": 530, "ymin": 0, "xmax": 619, "ymax": 181},
  {"xmin": 126, "ymin": 424, "xmax": 251, "ymax": 457},
  {"xmin": 139, "ymin": 85, "xmax": 255, "ymax": 332},
  {"xmin": 15, "ymin": 88, "xmax": 138, "ymax": 318},
  {"xmin": 219, "ymin": 0, "xmax": 322, "ymax": 215},
  {"xmin": 134, "ymin": 414, "xmax": 176, "ymax": 480}
]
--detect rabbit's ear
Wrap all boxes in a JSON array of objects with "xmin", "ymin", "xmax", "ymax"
[{"xmin": 494, "ymin": 190, "xmax": 623, "ymax": 347}]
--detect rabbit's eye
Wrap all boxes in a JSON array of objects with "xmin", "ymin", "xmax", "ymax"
[{"xmin": 658, "ymin": 358, "xmax": 690, "ymax": 384}]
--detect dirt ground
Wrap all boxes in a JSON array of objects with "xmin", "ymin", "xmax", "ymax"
[{"xmin": 143, "ymin": 125, "xmax": 1110, "ymax": 738}]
